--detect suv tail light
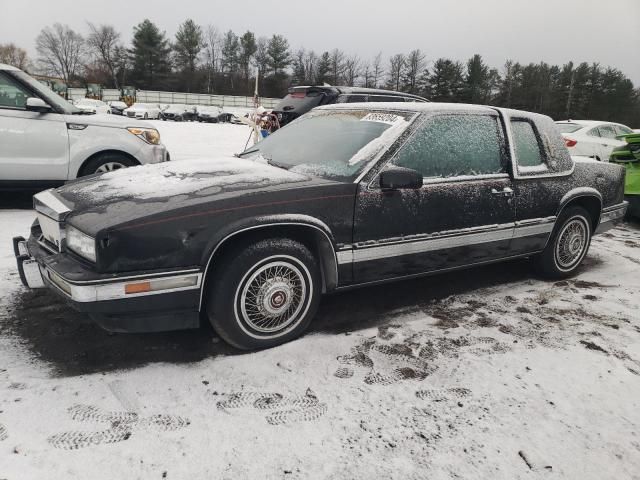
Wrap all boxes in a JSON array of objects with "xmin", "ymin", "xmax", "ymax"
[{"xmin": 564, "ymin": 138, "xmax": 577, "ymax": 147}]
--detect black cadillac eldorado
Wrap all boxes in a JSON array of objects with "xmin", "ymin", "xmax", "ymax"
[{"xmin": 14, "ymin": 103, "xmax": 628, "ymax": 350}]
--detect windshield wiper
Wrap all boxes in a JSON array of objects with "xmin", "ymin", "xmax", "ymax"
[{"xmin": 267, "ymin": 158, "xmax": 292, "ymax": 170}]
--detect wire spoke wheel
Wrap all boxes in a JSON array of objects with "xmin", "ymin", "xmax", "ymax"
[
  {"xmin": 238, "ymin": 260, "xmax": 308, "ymax": 335},
  {"xmin": 95, "ymin": 162, "xmax": 126, "ymax": 174},
  {"xmin": 555, "ymin": 218, "xmax": 588, "ymax": 269}
]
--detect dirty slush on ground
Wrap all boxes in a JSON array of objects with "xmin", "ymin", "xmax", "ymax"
[{"xmin": 1, "ymin": 201, "xmax": 639, "ymax": 478}]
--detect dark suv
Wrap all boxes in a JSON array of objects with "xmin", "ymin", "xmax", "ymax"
[{"xmin": 273, "ymin": 86, "xmax": 428, "ymax": 126}]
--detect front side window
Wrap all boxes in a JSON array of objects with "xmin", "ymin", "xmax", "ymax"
[
  {"xmin": 239, "ymin": 110, "xmax": 414, "ymax": 181},
  {"xmin": 0, "ymin": 72, "xmax": 30, "ymax": 109},
  {"xmin": 393, "ymin": 114, "xmax": 504, "ymax": 178},
  {"xmin": 511, "ymin": 119, "xmax": 545, "ymax": 168}
]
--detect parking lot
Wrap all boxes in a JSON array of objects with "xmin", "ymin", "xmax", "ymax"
[{"xmin": 1, "ymin": 121, "xmax": 639, "ymax": 479}]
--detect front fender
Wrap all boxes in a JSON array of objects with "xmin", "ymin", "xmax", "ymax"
[
  {"xmin": 200, "ymin": 214, "xmax": 338, "ymax": 267},
  {"xmin": 67, "ymin": 127, "xmax": 144, "ymax": 178}
]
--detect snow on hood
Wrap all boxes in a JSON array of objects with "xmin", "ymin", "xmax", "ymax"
[
  {"xmin": 62, "ymin": 156, "xmax": 309, "ymax": 203},
  {"xmin": 63, "ymin": 113, "xmax": 155, "ymax": 129}
]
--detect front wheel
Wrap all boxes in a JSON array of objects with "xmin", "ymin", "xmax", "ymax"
[
  {"xmin": 532, "ymin": 206, "xmax": 592, "ymax": 278},
  {"xmin": 206, "ymin": 239, "xmax": 321, "ymax": 350},
  {"xmin": 79, "ymin": 153, "xmax": 137, "ymax": 176}
]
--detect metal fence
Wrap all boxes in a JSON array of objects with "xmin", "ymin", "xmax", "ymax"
[
  {"xmin": 135, "ymin": 90, "xmax": 280, "ymax": 109},
  {"xmin": 101, "ymin": 89, "xmax": 121, "ymax": 102}
]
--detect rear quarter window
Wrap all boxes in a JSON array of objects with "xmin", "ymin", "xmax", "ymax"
[{"xmin": 511, "ymin": 120, "xmax": 546, "ymax": 168}]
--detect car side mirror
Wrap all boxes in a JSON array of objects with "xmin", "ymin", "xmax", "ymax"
[
  {"xmin": 380, "ymin": 167, "xmax": 423, "ymax": 190},
  {"xmin": 25, "ymin": 97, "xmax": 52, "ymax": 113}
]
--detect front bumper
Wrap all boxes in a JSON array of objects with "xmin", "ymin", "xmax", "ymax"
[
  {"xmin": 13, "ymin": 231, "xmax": 201, "ymax": 333},
  {"xmin": 625, "ymin": 195, "xmax": 640, "ymax": 218},
  {"xmin": 595, "ymin": 201, "xmax": 628, "ymax": 234},
  {"xmin": 138, "ymin": 143, "xmax": 169, "ymax": 165}
]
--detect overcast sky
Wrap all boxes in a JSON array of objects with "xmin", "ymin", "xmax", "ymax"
[{"xmin": 2, "ymin": 0, "xmax": 639, "ymax": 83}]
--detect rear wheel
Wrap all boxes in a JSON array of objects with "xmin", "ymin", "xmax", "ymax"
[
  {"xmin": 532, "ymin": 206, "xmax": 592, "ymax": 278},
  {"xmin": 79, "ymin": 153, "xmax": 137, "ymax": 176},
  {"xmin": 206, "ymin": 238, "xmax": 321, "ymax": 350}
]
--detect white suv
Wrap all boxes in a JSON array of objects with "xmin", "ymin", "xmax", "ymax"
[{"xmin": 0, "ymin": 64, "xmax": 169, "ymax": 189}]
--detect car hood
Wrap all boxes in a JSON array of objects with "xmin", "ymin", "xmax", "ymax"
[
  {"xmin": 55, "ymin": 156, "xmax": 330, "ymax": 235},
  {"xmin": 63, "ymin": 113, "xmax": 155, "ymax": 129}
]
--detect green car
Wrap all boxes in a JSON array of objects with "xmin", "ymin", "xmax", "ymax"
[{"xmin": 610, "ymin": 133, "xmax": 640, "ymax": 217}]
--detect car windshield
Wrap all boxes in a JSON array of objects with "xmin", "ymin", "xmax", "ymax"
[
  {"xmin": 11, "ymin": 70, "xmax": 81, "ymax": 114},
  {"xmin": 239, "ymin": 110, "xmax": 414, "ymax": 181},
  {"xmin": 556, "ymin": 123, "xmax": 583, "ymax": 133}
]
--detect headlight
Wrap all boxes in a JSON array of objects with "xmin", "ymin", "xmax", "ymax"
[
  {"xmin": 127, "ymin": 127, "xmax": 161, "ymax": 145},
  {"xmin": 66, "ymin": 225, "xmax": 96, "ymax": 262}
]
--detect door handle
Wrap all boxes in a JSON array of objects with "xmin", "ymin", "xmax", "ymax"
[{"xmin": 491, "ymin": 187, "xmax": 514, "ymax": 197}]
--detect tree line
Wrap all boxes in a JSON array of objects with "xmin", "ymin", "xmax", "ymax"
[{"xmin": 0, "ymin": 19, "xmax": 638, "ymax": 126}]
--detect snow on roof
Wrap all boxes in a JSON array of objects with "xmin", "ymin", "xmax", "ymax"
[
  {"xmin": 0, "ymin": 63, "xmax": 20, "ymax": 71},
  {"xmin": 317, "ymin": 102, "xmax": 496, "ymax": 115}
]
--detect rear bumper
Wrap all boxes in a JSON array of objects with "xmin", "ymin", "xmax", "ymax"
[
  {"xmin": 13, "ymin": 231, "xmax": 201, "ymax": 333},
  {"xmin": 595, "ymin": 202, "xmax": 628, "ymax": 234}
]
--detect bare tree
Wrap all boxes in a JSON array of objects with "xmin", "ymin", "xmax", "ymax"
[
  {"xmin": 343, "ymin": 54, "xmax": 361, "ymax": 87},
  {"xmin": 402, "ymin": 49, "xmax": 426, "ymax": 93},
  {"xmin": 372, "ymin": 52, "xmax": 384, "ymax": 88},
  {"xmin": 0, "ymin": 43, "xmax": 30, "ymax": 70},
  {"xmin": 36, "ymin": 24, "xmax": 85, "ymax": 84},
  {"xmin": 303, "ymin": 50, "xmax": 317, "ymax": 85},
  {"xmin": 86, "ymin": 23, "xmax": 122, "ymax": 89},
  {"xmin": 387, "ymin": 53, "xmax": 405, "ymax": 91},
  {"xmin": 203, "ymin": 25, "xmax": 221, "ymax": 93}
]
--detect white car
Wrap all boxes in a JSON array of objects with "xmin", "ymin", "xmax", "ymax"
[
  {"xmin": 123, "ymin": 102, "xmax": 162, "ymax": 120},
  {"xmin": 555, "ymin": 120, "xmax": 634, "ymax": 161},
  {"xmin": 0, "ymin": 64, "xmax": 169, "ymax": 189},
  {"xmin": 74, "ymin": 98, "xmax": 111, "ymax": 115}
]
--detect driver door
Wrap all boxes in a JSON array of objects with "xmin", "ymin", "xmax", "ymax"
[
  {"xmin": 352, "ymin": 112, "xmax": 516, "ymax": 283},
  {"xmin": 0, "ymin": 71, "xmax": 69, "ymax": 183}
]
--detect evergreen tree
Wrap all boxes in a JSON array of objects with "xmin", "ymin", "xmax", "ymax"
[
  {"xmin": 129, "ymin": 19, "xmax": 171, "ymax": 89},
  {"xmin": 315, "ymin": 52, "xmax": 331, "ymax": 85},
  {"xmin": 266, "ymin": 34, "xmax": 291, "ymax": 76},
  {"xmin": 173, "ymin": 19, "xmax": 202, "ymax": 92},
  {"xmin": 174, "ymin": 19, "xmax": 202, "ymax": 73},
  {"xmin": 239, "ymin": 31, "xmax": 257, "ymax": 91},
  {"xmin": 428, "ymin": 58, "xmax": 465, "ymax": 102},
  {"xmin": 221, "ymin": 30, "xmax": 239, "ymax": 73},
  {"xmin": 463, "ymin": 54, "xmax": 491, "ymax": 103}
]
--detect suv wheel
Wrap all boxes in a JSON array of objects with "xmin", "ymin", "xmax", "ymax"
[
  {"xmin": 207, "ymin": 238, "xmax": 321, "ymax": 350},
  {"xmin": 532, "ymin": 206, "xmax": 592, "ymax": 278},
  {"xmin": 80, "ymin": 153, "xmax": 137, "ymax": 176}
]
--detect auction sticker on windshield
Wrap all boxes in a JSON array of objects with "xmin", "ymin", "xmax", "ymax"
[{"xmin": 360, "ymin": 113, "xmax": 403, "ymax": 125}]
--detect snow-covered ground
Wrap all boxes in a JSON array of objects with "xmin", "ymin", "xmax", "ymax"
[
  {"xmin": 150, "ymin": 120, "xmax": 252, "ymax": 161},
  {"xmin": 1, "ymin": 122, "xmax": 640, "ymax": 479}
]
